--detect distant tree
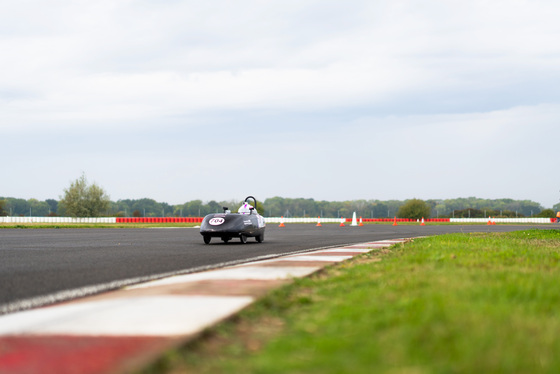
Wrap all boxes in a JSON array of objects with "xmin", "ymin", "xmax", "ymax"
[
  {"xmin": 495, "ymin": 210, "xmax": 522, "ymax": 218},
  {"xmin": 263, "ymin": 197, "xmax": 286, "ymax": 217},
  {"xmin": 372, "ymin": 202, "xmax": 389, "ymax": 218},
  {"xmin": 2, "ymin": 198, "xmax": 28, "ymax": 216},
  {"xmin": 112, "ymin": 200, "xmax": 132, "ymax": 216},
  {"xmin": 0, "ymin": 200, "xmax": 6, "ymax": 216},
  {"xmin": 133, "ymin": 210, "xmax": 142, "ymax": 217},
  {"xmin": 385, "ymin": 200, "xmax": 404, "ymax": 218},
  {"xmin": 183, "ymin": 199, "xmax": 203, "ymax": 216},
  {"xmin": 45, "ymin": 199, "xmax": 58, "ymax": 215},
  {"xmin": 536, "ymin": 209, "xmax": 555, "ymax": 218},
  {"xmin": 453, "ymin": 209, "xmax": 485, "ymax": 218},
  {"xmin": 129, "ymin": 198, "xmax": 161, "ymax": 217},
  {"xmin": 59, "ymin": 174, "xmax": 110, "ymax": 217},
  {"xmin": 397, "ymin": 199, "xmax": 431, "ymax": 219},
  {"xmin": 28, "ymin": 198, "xmax": 51, "ymax": 216},
  {"xmin": 206, "ymin": 200, "xmax": 221, "ymax": 214}
]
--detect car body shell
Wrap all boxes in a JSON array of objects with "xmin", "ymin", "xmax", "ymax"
[{"xmin": 199, "ymin": 196, "xmax": 266, "ymax": 244}]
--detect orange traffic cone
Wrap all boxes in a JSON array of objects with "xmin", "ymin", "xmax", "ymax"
[
  {"xmin": 393, "ymin": 216, "xmax": 398, "ymax": 226},
  {"xmin": 487, "ymin": 217, "xmax": 492, "ymax": 225},
  {"xmin": 492, "ymin": 217, "xmax": 497, "ymax": 225},
  {"xmin": 316, "ymin": 216, "xmax": 322, "ymax": 227},
  {"xmin": 279, "ymin": 216, "xmax": 285, "ymax": 227},
  {"xmin": 359, "ymin": 216, "xmax": 364, "ymax": 226},
  {"xmin": 340, "ymin": 217, "xmax": 345, "ymax": 227},
  {"xmin": 420, "ymin": 217, "xmax": 425, "ymax": 226}
]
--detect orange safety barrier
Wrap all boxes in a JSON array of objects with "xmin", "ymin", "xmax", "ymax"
[{"xmin": 115, "ymin": 217, "xmax": 210, "ymax": 223}]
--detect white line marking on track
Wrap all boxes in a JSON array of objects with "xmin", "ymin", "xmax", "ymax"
[
  {"xmin": 0, "ymin": 295, "xmax": 253, "ymax": 337},
  {"xmin": 314, "ymin": 248, "xmax": 372, "ymax": 253},
  {"xmin": 280, "ymin": 255, "xmax": 354, "ymax": 262},
  {"xmin": 127, "ymin": 266, "xmax": 320, "ymax": 290}
]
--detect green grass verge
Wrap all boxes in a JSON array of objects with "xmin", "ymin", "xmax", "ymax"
[{"xmin": 143, "ymin": 228, "xmax": 560, "ymax": 374}]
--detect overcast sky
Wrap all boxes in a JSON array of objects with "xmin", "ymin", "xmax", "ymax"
[{"xmin": 2, "ymin": 0, "xmax": 559, "ymax": 208}]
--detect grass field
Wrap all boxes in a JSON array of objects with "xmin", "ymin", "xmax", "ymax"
[{"xmin": 144, "ymin": 229, "xmax": 560, "ymax": 374}]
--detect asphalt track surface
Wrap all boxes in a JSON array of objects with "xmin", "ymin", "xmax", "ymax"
[{"xmin": 1, "ymin": 224, "xmax": 557, "ymax": 314}]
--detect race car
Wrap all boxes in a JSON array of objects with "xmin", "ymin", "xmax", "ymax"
[{"xmin": 199, "ymin": 196, "xmax": 266, "ymax": 244}]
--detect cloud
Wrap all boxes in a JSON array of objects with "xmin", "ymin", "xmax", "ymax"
[
  {"xmin": 1, "ymin": 1, "xmax": 560, "ymax": 208},
  {"xmin": 3, "ymin": 0, "xmax": 559, "ymax": 127}
]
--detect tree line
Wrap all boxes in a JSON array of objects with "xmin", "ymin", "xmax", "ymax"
[
  {"xmin": 1, "ymin": 174, "xmax": 558, "ymax": 219},
  {"xmin": 1, "ymin": 195, "xmax": 557, "ymax": 219}
]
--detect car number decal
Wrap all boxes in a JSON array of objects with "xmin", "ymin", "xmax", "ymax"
[{"xmin": 209, "ymin": 217, "xmax": 225, "ymax": 225}]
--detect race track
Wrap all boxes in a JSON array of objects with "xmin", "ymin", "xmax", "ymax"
[{"xmin": 0, "ymin": 224, "xmax": 555, "ymax": 313}]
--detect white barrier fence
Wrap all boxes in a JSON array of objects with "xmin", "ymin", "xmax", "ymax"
[
  {"xmin": 264, "ymin": 217, "xmax": 343, "ymax": 224},
  {"xmin": 450, "ymin": 218, "xmax": 554, "ymax": 224},
  {"xmin": 0, "ymin": 217, "xmax": 117, "ymax": 224}
]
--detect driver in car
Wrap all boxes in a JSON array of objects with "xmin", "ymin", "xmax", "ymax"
[{"xmin": 238, "ymin": 202, "xmax": 254, "ymax": 214}]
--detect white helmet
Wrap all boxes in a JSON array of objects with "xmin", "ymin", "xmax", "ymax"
[{"xmin": 238, "ymin": 202, "xmax": 253, "ymax": 214}]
